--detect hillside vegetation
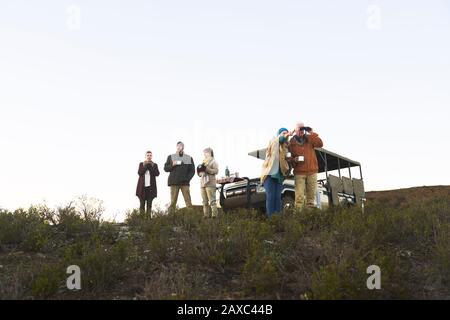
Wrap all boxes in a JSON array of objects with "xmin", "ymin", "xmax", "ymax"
[{"xmin": 0, "ymin": 186, "xmax": 449, "ymax": 299}]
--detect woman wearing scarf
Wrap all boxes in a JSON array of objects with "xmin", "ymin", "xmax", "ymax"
[
  {"xmin": 198, "ymin": 148, "xmax": 219, "ymax": 218},
  {"xmin": 260, "ymin": 128, "xmax": 291, "ymax": 217}
]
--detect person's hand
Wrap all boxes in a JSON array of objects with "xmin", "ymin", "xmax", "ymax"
[
  {"xmin": 278, "ymin": 131, "xmax": 289, "ymax": 139},
  {"xmin": 172, "ymin": 161, "xmax": 178, "ymax": 166},
  {"xmin": 308, "ymin": 128, "xmax": 318, "ymax": 136},
  {"xmin": 302, "ymin": 126, "xmax": 313, "ymax": 134}
]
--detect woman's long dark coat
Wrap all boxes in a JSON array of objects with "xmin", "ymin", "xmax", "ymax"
[{"xmin": 136, "ymin": 162, "xmax": 160, "ymax": 201}]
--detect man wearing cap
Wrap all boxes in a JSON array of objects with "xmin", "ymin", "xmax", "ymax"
[
  {"xmin": 164, "ymin": 141, "xmax": 195, "ymax": 211},
  {"xmin": 288, "ymin": 122, "xmax": 323, "ymax": 211}
]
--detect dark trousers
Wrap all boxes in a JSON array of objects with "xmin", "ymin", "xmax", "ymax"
[
  {"xmin": 263, "ymin": 176, "xmax": 283, "ymax": 217},
  {"xmin": 140, "ymin": 187, "xmax": 154, "ymax": 215}
]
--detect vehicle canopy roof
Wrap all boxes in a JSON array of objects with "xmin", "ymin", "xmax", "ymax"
[{"xmin": 248, "ymin": 147, "xmax": 361, "ymax": 173}]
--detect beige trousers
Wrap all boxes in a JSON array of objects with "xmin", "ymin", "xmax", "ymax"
[
  {"xmin": 170, "ymin": 185, "xmax": 192, "ymax": 210},
  {"xmin": 201, "ymin": 187, "xmax": 218, "ymax": 217},
  {"xmin": 294, "ymin": 173, "xmax": 318, "ymax": 210}
]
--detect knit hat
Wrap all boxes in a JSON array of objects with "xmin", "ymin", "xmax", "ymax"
[{"xmin": 278, "ymin": 127, "xmax": 288, "ymax": 135}]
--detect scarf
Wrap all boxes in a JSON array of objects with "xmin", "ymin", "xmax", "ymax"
[
  {"xmin": 201, "ymin": 157, "xmax": 214, "ymax": 186},
  {"xmin": 294, "ymin": 135, "xmax": 306, "ymax": 146}
]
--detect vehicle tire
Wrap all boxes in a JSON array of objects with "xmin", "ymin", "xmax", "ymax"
[{"xmin": 282, "ymin": 194, "xmax": 295, "ymax": 212}]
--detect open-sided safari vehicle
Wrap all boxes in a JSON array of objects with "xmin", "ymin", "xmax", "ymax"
[{"xmin": 218, "ymin": 147, "xmax": 365, "ymax": 212}]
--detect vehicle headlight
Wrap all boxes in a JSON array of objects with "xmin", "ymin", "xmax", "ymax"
[{"xmin": 226, "ymin": 191, "xmax": 234, "ymax": 197}]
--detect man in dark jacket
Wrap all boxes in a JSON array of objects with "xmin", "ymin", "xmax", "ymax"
[{"xmin": 164, "ymin": 141, "xmax": 195, "ymax": 211}]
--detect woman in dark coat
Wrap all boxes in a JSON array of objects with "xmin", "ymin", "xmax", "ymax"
[{"xmin": 136, "ymin": 151, "xmax": 160, "ymax": 216}]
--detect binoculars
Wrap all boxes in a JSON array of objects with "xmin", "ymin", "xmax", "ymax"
[
  {"xmin": 197, "ymin": 164, "xmax": 207, "ymax": 175},
  {"xmin": 300, "ymin": 126, "xmax": 312, "ymax": 132}
]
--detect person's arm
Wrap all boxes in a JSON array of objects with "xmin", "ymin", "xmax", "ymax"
[
  {"xmin": 206, "ymin": 160, "xmax": 219, "ymax": 175},
  {"xmin": 309, "ymin": 132, "xmax": 323, "ymax": 148},
  {"xmin": 288, "ymin": 140, "xmax": 296, "ymax": 157},
  {"xmin": 138, "ymin": 162, "xmax": 146, "ymax": 176},
  {"xmin": 288, "ymin": 140, "xmax": 299, "ymax": 167},
  {"xmin": 151, "ymin": 163, "xmax": 160, "ymax": 177},
  {"xmin": 265, "ymin": 138, "xmax": 274, "ymax": 159},
  {"xmin": 188, "ymin": 157, "xmax": 195, "ymax": 181},
  {"xmin": 164, "ymin": 156, "xmax": 173, "ymax": 172}
]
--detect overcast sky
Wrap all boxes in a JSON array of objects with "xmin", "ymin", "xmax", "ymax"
[{"xmin": 1, "ymin": 0, "xmax": 449, "ymax": 221}]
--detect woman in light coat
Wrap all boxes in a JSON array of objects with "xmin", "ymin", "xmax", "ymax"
[
  {"xmin": 198, "ymin": 148, "xmax": 219, "ymax": 217},
  {"xmin": 260, "ymin": 128, "xmax": 290, "ymax": 217}
]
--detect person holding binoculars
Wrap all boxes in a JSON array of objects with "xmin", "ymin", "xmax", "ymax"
[
  {"xmin": 260, "ymin": 127, "xmax": 291, "ymax": 217},
  {"xmin": 288, "ymin": 122, "xmax": 323, "ymax": 211}
]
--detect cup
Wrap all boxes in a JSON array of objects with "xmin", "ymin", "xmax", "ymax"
[{"xmin": 297, "ymin": 156, "xmax": 304, "ymax": 162}]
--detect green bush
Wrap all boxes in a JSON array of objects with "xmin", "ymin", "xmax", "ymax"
[
  {"xmin": 310, "ymin": 249, "xmax": 409, "ymax": 299},
  {"xmin": 0, "ymin": 208, "xmax": 51, "ymax": 252},
  {"xmin": 62, "ymin": 239, "xmax": 130, "ymax": 293},
  {"xmin": 1, "ymin": 193, "xmax": 449, "ymax": 299},
  {"xmin": 242, "ymin": 248, "xmax": 281, "ymax": 296},
  {"xmin": 31, "ymin": 264, "xmax": 65, "ymax": 299}
]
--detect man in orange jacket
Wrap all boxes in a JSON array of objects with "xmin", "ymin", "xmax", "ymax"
[{"xmin": 288, "ymin": 122, "xmax": 324, "ymax": 210}]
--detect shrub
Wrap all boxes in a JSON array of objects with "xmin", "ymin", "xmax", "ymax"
[
  {"xmin": 31, "ymin": 264, "xmax": 65, "ymax": 299},
  {"xmin": 242, "ymin": 248, "xmax": 281, "ymax": 296},
  {"xmin": 1, "ymin": 192, "xmax": 449, "ymax": 299},
  {"xmin": 310, "ymin": 249, "xmax": 409, "ymax": 299},
  {"xmin": 62, "ymin": 239, "xmax": 130, "ymax": 293},
  {"xmin": 0, "ymin": 208, "xmax": 51, "ymax": 252}
]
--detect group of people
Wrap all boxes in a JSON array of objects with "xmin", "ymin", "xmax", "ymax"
[
  {"xmin": 135, "ymin": 122, "xmax": 323, "ymax": 218},
  {"xmin": 135, "ymin": 141, "xmax": 219, "ymax": 218}
]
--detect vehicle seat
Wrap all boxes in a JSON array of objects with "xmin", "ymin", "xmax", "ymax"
[
  {"xmin": 352, "ymin": 178, "xmax": 365, "ymax": 206},
  {"xmin": 328, "ymin": 174, "xmax": 343, "ymax": 205},
  {"xmin": 342, "ymin": 176, "xmax": 354, "ymax": 195}
]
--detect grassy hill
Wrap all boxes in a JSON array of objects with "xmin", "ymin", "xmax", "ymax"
[{"xmin": 0, "ymin": 186, "xmax": 449, "ymax": 300}]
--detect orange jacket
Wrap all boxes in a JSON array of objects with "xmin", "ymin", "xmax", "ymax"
[{"xmin": 288, "ymin": 132, "xmax": 323, "ymax": 175}]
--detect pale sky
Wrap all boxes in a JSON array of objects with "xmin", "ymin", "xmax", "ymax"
[{"xmin": 1, "ymin": 0, "xmax": 449, "ymax": 221}]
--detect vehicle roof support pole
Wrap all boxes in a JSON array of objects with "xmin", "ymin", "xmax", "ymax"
[
  {"xmin": 324, "ymin": 152, "xmax": 332, "ymax": 205},
  {"xmin": 337, "ymin": 157, "xmax": 341, "ymax": 178},
  {"xmin": 245, "ymin": 177, "xmax": 251, "ymax": 209}
]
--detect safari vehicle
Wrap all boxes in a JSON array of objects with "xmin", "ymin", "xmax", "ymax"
[{"xmin": 218, "ymin": 147, "xmax": 365, "ymax": 212}]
